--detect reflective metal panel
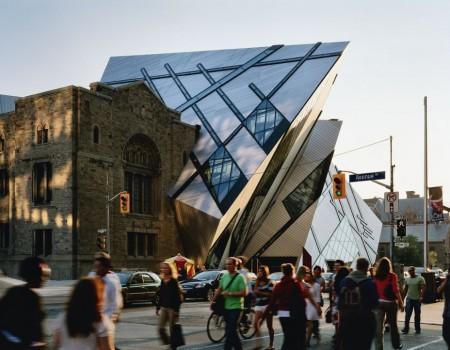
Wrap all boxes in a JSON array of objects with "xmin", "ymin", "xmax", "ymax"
[{"xmin": 0, "ymin": 95, "xmax": 18, "ymax": 114}]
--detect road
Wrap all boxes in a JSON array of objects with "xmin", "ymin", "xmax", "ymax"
[{"xmin": 42, "ymin": 299, "xmax": 448, "ymax": 349}]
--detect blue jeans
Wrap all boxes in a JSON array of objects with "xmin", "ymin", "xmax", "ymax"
[
  {"xmin": 404, "ymin": 298, "xmax": 421, "ymax": 332},
  {"xmin": 224, "ymin": 309, "xmax": 242, "ymax": 350}
]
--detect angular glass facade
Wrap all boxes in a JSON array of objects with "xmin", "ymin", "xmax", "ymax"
[{"xmin": 100, "ymin": 41, "xmax": 380, "ymax": 266}]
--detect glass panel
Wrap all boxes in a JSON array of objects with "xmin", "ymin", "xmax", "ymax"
[
  {"xmin": 142, "ymin": 274, "xmax": 153, "ymax": 283},
  {"xmin": 35, "ymin": 230, "xmax": 43, "ymax": 256},
  {"xmin": 127, "ymin": 232, "xmax": 136, "ymax": 256},
  {"xmin": 131, "ymin": 274, "xmax": 143, "ymax": 284},
  {"xmin": 137, "ymin": 234, "xmax": 145, "ymax": 256},
  {"xmin": 179, "ymin": 73, "xmax": 211, "ymax": 98},
  {"xmin": 225, "ymin": 128, "xmax": 266, "ymax": 180},
  {"xmin": 147, "ymin": 234, "xmax": 156, "ymax": 256},
  {"xmin": 44, "ymin": 230, "xmax": 52, "ymax": 256},
  {"xmin": 270, "ymin": 57, "xmax": 338, "ymax": 122},
  {"xmin": 153, "ymin": 77, "xmax": 186, "ymax": 109}
]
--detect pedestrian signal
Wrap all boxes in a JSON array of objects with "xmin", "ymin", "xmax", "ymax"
[
  {"xmin": 96, "ymin": 234, "xmax": 107, "ymax": 250},
  {"xmin": 332, "ymin": 173, "xmax": 346, "ymax": 200},
  {"xmin": 397, "ymin": 219, "xmax": 406, "ymax": 237},
  {"xmin": 119, "ymin": 192, "xmax": 130, "ymax": 214}
]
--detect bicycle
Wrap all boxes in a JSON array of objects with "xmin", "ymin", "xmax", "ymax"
[{"xmin": 206, "ymin": 306, "xmax": 256, "ymax": 343}]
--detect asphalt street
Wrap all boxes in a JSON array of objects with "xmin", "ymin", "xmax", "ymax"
[{"xmin": 40, "ymin": 299, "xmax": 448, "ymax": 350}]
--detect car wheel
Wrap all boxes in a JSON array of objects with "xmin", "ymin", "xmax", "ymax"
[
  {"xmin": 153, "ymin": 293, "xmax": 160, "ymax": 306},
  {"xmin": 206, "ymin": 288, "xmax": 215, "ymax": 302},
  {"xmin": 122, "ymin": 292, "xmax": 130, "ymax": 307}
]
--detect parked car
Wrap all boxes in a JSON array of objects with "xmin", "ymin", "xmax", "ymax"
[
  {"xmin": 268, "ymin": 272, "xmax": 283, "ymax": 285},
  {"xmin": 180, "ymin": 270, "xmax": 226, "ymax": 301},
  {"xmin": 117, "ymin": 271, "xmax": 161, "ymax": 306}
]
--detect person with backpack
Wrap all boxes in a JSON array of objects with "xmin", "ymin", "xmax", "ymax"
[
  {"xmin": 338, "ymin": 257, "xmax": 379, "ymax": 350},
  {"xmin": 373, "ymin": 257, "xmax": 404, "ymax": 350},
  {"xmin": 211, "ymin": 257, "xmax": 247, "ymax": 350}
]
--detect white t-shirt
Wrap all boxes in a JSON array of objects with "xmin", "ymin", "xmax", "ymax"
[
  {"xmin": 53, "ymin": 313, "xmax": 113, "ymax": 350},
  {"xmin": 88, "ymin": 271, "xmax": 123, "ymax": 318}
]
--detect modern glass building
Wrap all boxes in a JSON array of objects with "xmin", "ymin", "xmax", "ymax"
[{"xmin": 101, "ymin": 41, "xmax": 382, "ymax": 268}]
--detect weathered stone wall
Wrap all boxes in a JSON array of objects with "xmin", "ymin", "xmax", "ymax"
[
  {"xmin": 0, "ymin": 82, "xmax": 196, "ymax": 279},
  {"xmin": 0, "ymin": 87, "xmax": 75, "ymax": 279}
]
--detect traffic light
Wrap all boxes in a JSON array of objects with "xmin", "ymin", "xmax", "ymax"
[
  {"xmin": 332, "ymin": 173, "xmax": 346, "ymax": 200},
  {"xmin": 397, "ymin": 219, "xmax": 406, "ymax": 237},
  {"xmin": 119, "ymin": 192, "xmax": 130, "ymax": 214},
  {"xmin": 96, "ymin": 234, "xmax": 107, "ymax": 250}
]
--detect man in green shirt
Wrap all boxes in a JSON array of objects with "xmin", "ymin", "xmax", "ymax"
[
  {"xmin": 212, "ymin": 257, "xmax": 247, "ymax": 350},
  {"xmin": 402, "ymin": 266, "xmax": 426, "ymax": 334}
]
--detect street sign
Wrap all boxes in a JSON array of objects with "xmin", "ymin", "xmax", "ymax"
[
  {"xmin": 384, "ymin": 191, "xmax": 399, "ymax": 213},
  {"xmin": 394, "ymin": 242, "xmax": 409, "ymax": 248},
  {"xmin": 349, "ymin": 171, "xmax": 386, "ymax": 183}
]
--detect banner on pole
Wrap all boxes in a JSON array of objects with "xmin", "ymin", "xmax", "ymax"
[{"xmin": 429, "ymin": 186, "xmax": 444, "ymax": 222}]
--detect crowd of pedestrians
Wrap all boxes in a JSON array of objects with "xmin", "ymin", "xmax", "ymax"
[{"xmin": 2, "ymin": 253, "xmax": 450, "ymax": 350}]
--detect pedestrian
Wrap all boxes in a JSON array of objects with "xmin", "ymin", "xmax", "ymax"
[
  {"xmin": 331, "ymin": 264, "xmax": 349, "ymax": 346},
  {"xmin": 437, "ymin": 271, "xmax": 450, "ymax": 347},
  {"xmin": 91, "ymin": 253, "xmax": 123, "ymax": 323},
  {"xmin": 53, "ymin": 278, "xmax": 114, "ymax": 350},
  {"xmin": 338, "ymin": 257, "xmax": 379, "ymax": 350},
  {"xmin": 211, "ymin": 257, "xmax": 247, "ymax": 350},
  {"xmin": 253, "ymin": 265, "xmax": 274, "ymax": 350},
  {"xmin": 312, "ymin": 266, "xmax": 325, "ymax": 340},
  {"xmin": 156, "ymin": 262, "xmax": 183, "ymax": 349},
  {"xmin": 0, "ymin": 256, "xmax": 50, "ymax": 349},
  {"xmin": 373, "ymin": 257, "xmax": 404, "ymax": 350},
  {"xmin": 236, "ymin": 256, "xmax": 253, "ymax": 309},
  {"xmin": 264, "ymin": 263, "xmax": 308, "ymax": 350},
  {"xmin": 402, "ymin": 266, "xmax": 426, "ymax": 335},
  {"xmin": 302, "ymin": 269, "xmax": 322, "ymax": 347}
]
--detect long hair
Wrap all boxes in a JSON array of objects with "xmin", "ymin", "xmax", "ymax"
[
  {"xmin": 334, "ymin": 266, "xmax": 349, "ymax": 289},
  {"xmin": 160, "ymin": 262, "xmax": 178, "ymax": 280},
  {"xmin": 66, "ymin": 278, "xmax": 103, "ymax": 338},
  {"xmin": 375, "ymin": 257, "xmax": 392, "ymax": 281},
  {"xmin": 256, "ymin": 265, "xmax": 269, "ymax": 287}
]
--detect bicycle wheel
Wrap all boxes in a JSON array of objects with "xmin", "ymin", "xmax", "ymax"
[
  {"xmin": 239, "ymin": 309, "xmax": 256, "ymax": 339},
  {"xmin": 207, "ymin": 312, "xmax": 226, "ymax": 343}
]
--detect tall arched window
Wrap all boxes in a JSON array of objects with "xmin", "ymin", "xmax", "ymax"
[
  {"xmin": 37, "ymin": 122, "xmax": 49, "ymax": 144},
  {"xmin": 123, "ymin": 134, "xmax": 161, "ymax": 215},
  {"xmin": 93, "ymin": 125, "xmax": 100, "ymax": 144}
]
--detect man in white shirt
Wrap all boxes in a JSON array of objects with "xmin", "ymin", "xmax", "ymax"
[{"xmin": 91, "ymin": 253, "xmax": 123, "ymax": 321}]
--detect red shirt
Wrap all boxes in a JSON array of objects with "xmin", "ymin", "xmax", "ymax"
[
  {"xmin": 373, "ymin": 272, "xmax": 399, "ymax": 301},
  {"xmin": 266, "ymin": 276, "xmax": 308, "ymax": 312}
]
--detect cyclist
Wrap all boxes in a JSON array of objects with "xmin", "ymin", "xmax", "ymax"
[{"xmin": 211, "ymin": 257, "xmax": 247, "ymax": 350}]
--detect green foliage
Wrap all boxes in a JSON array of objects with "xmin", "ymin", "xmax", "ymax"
[{"xmin": 394, "ymin": 235, "xmax": 423, "ymax": 267}]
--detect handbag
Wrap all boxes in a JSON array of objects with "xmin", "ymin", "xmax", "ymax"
[
  {"xmin": 170, "ymin": 323, "xmax": 185, "ymax": 348},
  {"xmin": 211, "ymin": 273, "xmax": 240, "ymax": 315}
]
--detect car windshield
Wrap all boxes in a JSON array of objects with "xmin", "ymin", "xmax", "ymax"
[
  {"xmin": 193, "ymin": 271, "xmax": 219, "ymax": 281},
  {"xmin": 117, "ymin": 272, "xmax": 132, "ymax": 284}
]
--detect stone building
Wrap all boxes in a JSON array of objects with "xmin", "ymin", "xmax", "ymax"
[{"xmin": 0, "ymin": 82, "xmax": 196, "ymax": 279}]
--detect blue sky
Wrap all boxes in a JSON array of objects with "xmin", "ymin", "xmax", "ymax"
[{"xmin": 1, "ymin": 0, "xmax": 449, "ymax": 200}]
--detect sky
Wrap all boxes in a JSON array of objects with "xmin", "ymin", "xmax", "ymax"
[{"xmin": 1, "ymin": 0, "xmax": 449, "ymax": 201}]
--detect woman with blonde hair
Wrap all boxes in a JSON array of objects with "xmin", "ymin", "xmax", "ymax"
[
  {"xmin": 53, "ymin": 278, "xmax": 114, "ymax": 350},
  {"xmin": 156, "ymin": 262, "xmax": 183, "ymax": 348}
]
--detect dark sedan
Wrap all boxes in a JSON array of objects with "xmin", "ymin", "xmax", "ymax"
[
  {"xmin": 180, "ymin": 270, "xmax": 226, "ymax": 301},
  {"xmin": 117, "ymin": 271, "xmax": 161, "ymax": 306}
]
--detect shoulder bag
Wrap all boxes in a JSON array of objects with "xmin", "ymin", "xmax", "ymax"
[{"xmin": 211, "ymin": 273, "xmax": 240, "ymax": 315}]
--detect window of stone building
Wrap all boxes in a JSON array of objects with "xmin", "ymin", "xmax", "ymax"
[
  {"xmin": 0, "ymin": 223, "xmax": 9, "ymax": 249},
  {"xmin": 37, "ymin": 123, "xmax": 49, "ymax": 144},
  {"xmin": 32, "ymin": 162, "xmax": 52, "ymax": 205},
  {"xmin": 34, "ymin": 229, "xmax": 52, "ymax": 256},
  {"xmin": 93, "ymin": 125, "xmax": 100, "ymax": 144},
  {"xmin": 127, "ymin": 232, "xmax": 157, "ymax": 257},
  {"xmin": 123, "ymin": 134, "xmax": 161, "ymax": 216},
  {"xmin": 0, "ymin": 136, "xmax": 5, "ymax": 152},
  {"xmin": 0, "ymin": 169, "xmax": 8, "ymax": 197}
]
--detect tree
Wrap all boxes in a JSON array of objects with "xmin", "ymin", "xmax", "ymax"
[{"xmin": 394, "ymin": 235, "xmax": 423, "ymax": 267}]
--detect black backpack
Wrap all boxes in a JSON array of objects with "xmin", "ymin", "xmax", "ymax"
[{"xmin": 339, "ymin": 278, "xmax": 365, "ymax": 315}]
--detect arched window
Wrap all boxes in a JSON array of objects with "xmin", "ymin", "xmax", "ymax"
[
  {"xmin": 123, "ymin": 134, "xmax": 161, "ymax": 215},
  {"xmin": 37, "ymin": 123, "xmax": 48, "ymax": 144},
  {"xmin": 93, "ymin": 125, "xmax": 99, "ymax": 144}
]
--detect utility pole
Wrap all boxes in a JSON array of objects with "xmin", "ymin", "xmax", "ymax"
[
  {"xmin": 424, "ymin": 96, "xmax": 429, "ymax": 269},
  {"xmin": 389, "ymin": 135, "xmax": 395, "ymax": 264}
]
